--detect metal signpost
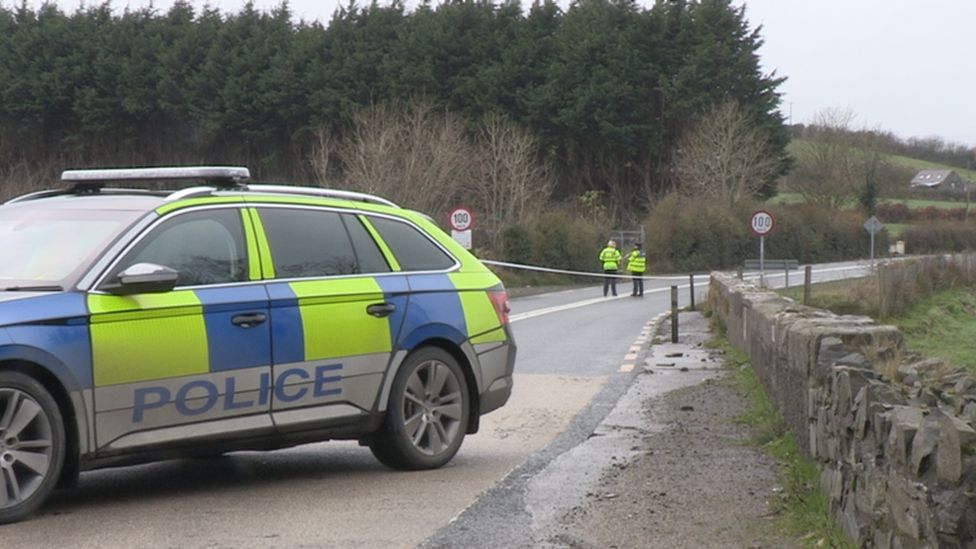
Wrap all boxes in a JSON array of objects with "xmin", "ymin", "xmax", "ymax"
[
  {"xmin": 749, "ymin": 210, "xmax": 775, "ymax": 286},
  {"xmin": 864, "ymin": 215, "xmax": 884, "ymax": 268},
  {"xmin": 449, "ymin": 206, "xmax": 474, "ymax": 250}
]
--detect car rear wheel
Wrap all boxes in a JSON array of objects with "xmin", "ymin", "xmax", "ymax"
[
  {"xmin": 369, "ymin": 348, "xmax": 469, "ymax": 470},
  {"xmin": 0, "ymin": 371, "xmax": 66, "ymax": 524}
]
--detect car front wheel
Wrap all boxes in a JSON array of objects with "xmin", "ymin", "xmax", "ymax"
[
  {"xmin": 369, "ymin": 348, "xmax": 470, "ymax": 470},
  {"xmin": 0, "ymin": 371, "xmax": 66, "ymax": 524}
]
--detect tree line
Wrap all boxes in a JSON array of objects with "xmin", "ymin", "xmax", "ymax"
[
  {"xmin": 0, "ymin": 0, "xmax": 789, "ymax": 217},
  {"xmin": 789, "ymin": 124, "xmax": 975, "ymax": 173}
]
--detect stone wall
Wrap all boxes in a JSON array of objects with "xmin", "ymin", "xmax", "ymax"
[{"xmin": 709, "ymin": 272, "xmax": 976, "ymax": 548}]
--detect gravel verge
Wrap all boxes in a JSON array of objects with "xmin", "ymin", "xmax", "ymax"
[{"xmin": 546, "ymin": 374, "xmax": 798, "ymax": 549}]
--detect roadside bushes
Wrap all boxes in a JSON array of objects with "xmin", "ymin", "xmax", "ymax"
[
  {"xmin": 645, "ymin": 195, "xmax": 882, "ymax": 272},
  {"xmin": 901, "ymin": 222, "xmax": 976, "ymax": 254},
  {"xmin": 876, "ymin": 202, "xmax": 971, "ymax": 223},
  {"xmin": 645, "ymin": 194, "xmax": 752, "ymax": 272},
  {"xmin": 491, "ymin": 193, "xmax": 904, "ymax": 281},
  {"xmin": 491, "ymin": 208, "xmax": 607, "ymax": 286}
]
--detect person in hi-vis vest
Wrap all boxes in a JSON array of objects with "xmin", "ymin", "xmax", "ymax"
[
  {"xmin": 626, "ymin": 243, "xmax": 646, "ymax": 297},
  {"xmin": 598, "ymin": 240, "xmax": 622, "ymax": 297}
]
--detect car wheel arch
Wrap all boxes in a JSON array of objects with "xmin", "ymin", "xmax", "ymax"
[{"xmin": 0, "ymin": 359, "xmax": 81, "ymax": 487}]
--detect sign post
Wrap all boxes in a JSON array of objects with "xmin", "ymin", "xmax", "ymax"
[
  {"xmin": 749, "ymin": 210, "xmax": 775, "ymax": 287},
  {"xmin": 863, "ymin": 215, "xmax": 884, "ymax": 269},
  {"xmin": 449, "ymin": 206, "xmax": 474, "ymax": 250}
]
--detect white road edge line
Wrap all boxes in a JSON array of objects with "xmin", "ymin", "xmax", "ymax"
[{"xmin": 509, "ymin": 264, "xmax": 869, "ymax": 324}]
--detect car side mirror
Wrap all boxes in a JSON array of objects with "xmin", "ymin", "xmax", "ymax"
[{"xmin": 105, "ymin": 263, "xmax": 180, "ymax": 294}]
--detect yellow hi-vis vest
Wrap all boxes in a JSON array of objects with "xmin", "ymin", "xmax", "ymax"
[
  {"xmin": 599, "ymin": 247, "xmax": 621, "ymax": 270},
  {"xmin": 627, "ymin": 250, "xmax": 646, "ymax": 273}
]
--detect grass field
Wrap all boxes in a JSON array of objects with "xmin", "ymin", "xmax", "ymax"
[
  {"xmin": 887, "ymin": 153, "xmax": 976, "ymax": 181},
  {"xmin": 892, "ymin": 288, "xmax": 976, "ymax": 376},
  {"xmin": 787, "ymin": 139, "xmax": 976, "ymax": 181},
  {"xmin": 779, "ymin": 279, "xmax": 976, "ymax": 376},
  {"xmin": 770, "ymin": 192, "xmax": 968, "ymax": 210},
  {"xmin": 885, "ymin": 223, "xmax": 909, "ymax": 237}
]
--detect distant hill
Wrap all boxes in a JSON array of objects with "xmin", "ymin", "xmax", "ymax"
[
  {"xmin": 788, "ymin": 139, "xmax": 976, "ymax": 181},
  {"xmin": 885, "ymin": 153, "xmax": 976, "ymax": 181}
]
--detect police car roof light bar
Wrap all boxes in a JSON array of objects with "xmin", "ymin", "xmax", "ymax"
[{"xmin": 61, "ymin": 166, "xmax": 251, "ymax": 192}]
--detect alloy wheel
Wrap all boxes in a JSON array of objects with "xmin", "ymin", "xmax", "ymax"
[
  {"xmin": 0, "ymin": 388, "xmax": 54, "ymax": 510},
  {"xmin": 400, "ymin": 359, "xmax": 465, "ymax": 457}
]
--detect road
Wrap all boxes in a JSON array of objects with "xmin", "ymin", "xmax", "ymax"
[{"xmin": 4, "ymin": 261, "xmax": 871, "ymax": 548}]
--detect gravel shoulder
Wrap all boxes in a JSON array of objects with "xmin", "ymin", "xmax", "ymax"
[
  {"xmin": 548, "ymin": 374, "xmax": 797, "ymax": 548},
  {"xmin": 421, "ymin": 312, "xmax": 800, "ymax": 549}
]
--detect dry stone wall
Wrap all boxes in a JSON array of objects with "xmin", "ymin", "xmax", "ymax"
[{"xmin": 709, "ymin": 272, "xmax": 976, "ymax": 548}]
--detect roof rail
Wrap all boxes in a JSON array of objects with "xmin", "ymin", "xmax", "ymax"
[
  {"xmin": 4, "ymin": 187, "xmax": 170, "ymax": 205},
  {"xmin": 163, "ymin": 186, "xmax": 224, "ymax": 202},
  {"xmin": 4, "ymin": 189, "xmax": 71, "ymax": 205},
  {"xmin": 61, "ymin": 166, "xmax": 250, "ymax": 191},
  {"xmin": 245, "ymin": 184, "xmax": 398, "ymax": 208}
]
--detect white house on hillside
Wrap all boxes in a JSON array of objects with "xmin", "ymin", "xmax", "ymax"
[{"xmin": 910, "ymin": 169, "xmax": 968, "ymax": 192}]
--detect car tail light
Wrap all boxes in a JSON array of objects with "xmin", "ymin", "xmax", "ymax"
[{"xmin": 487, "ymin": 289, "xmax": 510, "ymax": 326}]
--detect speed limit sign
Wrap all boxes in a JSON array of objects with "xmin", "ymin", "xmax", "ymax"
[
  {"xmin": 749, "ymin": 210, "xmax": 775, "ymax": 236},
  {"xmin": 449, "ymin": 206, "xmax": 474, "ymax": 231}
]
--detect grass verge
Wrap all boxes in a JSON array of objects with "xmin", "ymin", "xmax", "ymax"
[
  {"xmin": 778, "ymin": 276, "xmax": 878, "ymax": 317},
  {"xmin": 714, "ymin": 340, "xmax": 855, "ymax": 548},
  {"xmin": 779, "ymin": 278, "xmax": 976, "ymax": 376},
  {"xmin": 890, "ymin": 288, "xmax": 976, "ymax": 376}
]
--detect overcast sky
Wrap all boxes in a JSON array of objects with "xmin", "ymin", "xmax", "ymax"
[{"xmin": 15, "ymin": 0, "xmax": 976, "ymax": 149}]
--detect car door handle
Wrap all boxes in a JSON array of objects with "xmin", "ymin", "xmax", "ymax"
[
  {"xmin": 366, "ymin": 303, "xmax": 396, "ymax": 318},
  {"xmin": 231, "ymin": 312, "xmax": 267, "ymax": 328}
]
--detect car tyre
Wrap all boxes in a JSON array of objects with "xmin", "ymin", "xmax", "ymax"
[
  {"xmin": 369, "ymin": 348, "xmax": 469, "ymax": 470},
  {"xmin": 0, "ymin": 371, "xmax": 66, "ymax": 524}
]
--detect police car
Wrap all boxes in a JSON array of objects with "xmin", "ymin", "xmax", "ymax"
[{"xmin": 0, "ymin": 167, "xmax": 515, "ymax": 524}]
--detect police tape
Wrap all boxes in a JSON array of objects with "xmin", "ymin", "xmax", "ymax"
[
  {"xmin": 481, "ymin": 259, "xmax": 873, "ymax": 282},
  {"xmin": 480, "ymin": 259, "xmax": 708, "ymax": 281}
]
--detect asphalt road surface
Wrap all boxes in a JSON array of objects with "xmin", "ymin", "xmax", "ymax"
[{"xmin": 4, "ymin": 261, "xmax": 871, "ymax": 548}]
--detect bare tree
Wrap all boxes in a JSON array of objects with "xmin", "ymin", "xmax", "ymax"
[
  {"xmin": 788, "ymin": 107, "xmax": 889, "ymax": 210},
  {"xmin": 673, "ymin": 100, "xmax": 780, "ymax": 208},
  {"xmin": 470, "ymin": 114, "xmax": 555, "ymax": 249},
  {"xmin": 308, "ymin": 127, "xmax": 341, "ymax": 186},
  {"xmin": 309, "ymin": 100, "xmax": 473, "ymax": 221}
]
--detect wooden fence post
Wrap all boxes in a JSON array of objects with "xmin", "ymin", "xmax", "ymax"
[
  {"xmin": 671, "ymin": 285, "xmax": 679, "ymax": 343},
  {"xmin": 803, "ymin": 265, "xmax": 812, "ymax": 305}
]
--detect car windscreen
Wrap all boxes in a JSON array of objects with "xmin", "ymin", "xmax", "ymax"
[{"xmin": 0, "ymin": 206, "xmax": 143, "ymax": 289}]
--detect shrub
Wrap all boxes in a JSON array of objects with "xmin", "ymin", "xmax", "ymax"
[
  {"xmin": 876, "ymin": 201, "xmax": 971, "ymax": 223},
  {"xmin": 876, "ymin": 202, "xmax": 911, "ymax": 223},
  {"xmin": 902, "ymin": 223, "xmax": 976, "ymax": 254},
  {"xmin": 500, "ymin": 225, "xmax": 533, "ymax": 265},
  {"xmin": 645, "ymin": 196, "xmax": 884, "ymax": 272},
  {"xmin": 528, "ymin": 211, "xmax": 605, "ymax": 272},
  {"xmin": 646, "ymin": 194, "xmax": 753, "ymax": 272},
  {"xmin": 490, "ymin": 207, "xmax": 607, "ymax": 288},
  {"xmin": 877, "ymin": 254, "xmax": 976, "ymax": 317}
]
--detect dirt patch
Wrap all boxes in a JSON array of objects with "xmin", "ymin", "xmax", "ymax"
[{"xmin": 549, "ymin": 375, "xmax": 796, "ymax": 549}]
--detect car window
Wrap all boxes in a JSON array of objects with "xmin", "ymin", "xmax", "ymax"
[
  {"xmin": 0, "ymin": 206, "xmax": 142, "ymax": 288},
  {"xmin": 367, "ymin": 216, "xmax": 455, "ymax": 272},
  {"xmin": 258, "ymin": 208, "xmax": 359, "ymax": 278},
  {"xmin": 342, "ymin": 215, "xmax": 391, "ymax": 274},
  {"xmin": 110, "ymin": 209, "xmax": 247, "ymax": 287}
]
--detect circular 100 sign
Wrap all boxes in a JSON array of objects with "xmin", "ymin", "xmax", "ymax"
[
  {"xmin": 750, "ymin": 210, "xmax": 775, "ymax": 236},
  {"xmin": 449, "ymin": 206, "xmax": 474, "ymax": 231}
]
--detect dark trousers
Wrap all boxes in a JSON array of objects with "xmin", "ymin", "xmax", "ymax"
[
  {"xmin": 603, "ymin": 270, "xmax": 617, "ymax": 296},
  {"xmin": 631, "ymin": 273, "xmax": 644, "ymax": 296}
]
